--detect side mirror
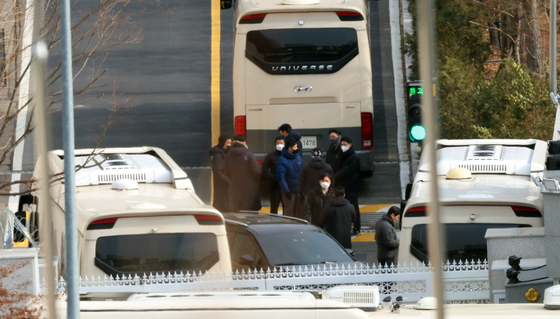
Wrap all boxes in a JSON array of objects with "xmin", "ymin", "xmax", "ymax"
[
  {"xmin": 221, "ymin": 0, "xmax": 232, "ymax": 9},
  {"xmin": 239, "ymin": 254, "xmax": 254, "ymax": 266}
]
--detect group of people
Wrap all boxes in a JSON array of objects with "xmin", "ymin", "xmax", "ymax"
[{"xmin": 209, "ymin": 124, "xmax": 362, "ymax": 249}]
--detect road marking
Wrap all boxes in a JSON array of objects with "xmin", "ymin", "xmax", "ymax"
[
  {"xmin": 352, "ymin": 232, "xmax": 375, "ymax": 242},
  {"xmin": 258, "ymin": 204, "xmax": 396, "ymax": 214},
  {"xmin": 210, "ymin": 0, "xmax": 221, "ymax": 206}
]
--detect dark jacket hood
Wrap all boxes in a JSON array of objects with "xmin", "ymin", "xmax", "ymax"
[
  {"xmin": 309, "ymin": 158, "xmax": 326, "ymax": 169},
  {"xmin": 281, "ymin": 146, "xmax": 297, "ymax": 159},
  {"xmin": 382, "ymin": 214, "xmax": 395, "ymax": 227},
  {"xmin": 331, "ymin": 196, "xmax": 350, "ymax": 207},
  {"xmin": 287, "ymin": 130, "xmax": 301, "ymax": 141},
  {"xmin": 229, "ymin": 143, "xmax": 248, "ymax": 157},
  {"xmin": 209, "ymin": 145, "xmax": 226, "ymax": 156}
]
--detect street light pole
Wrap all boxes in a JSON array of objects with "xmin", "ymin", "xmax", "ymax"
[
  {"xmin": 416, "ymin": 1, "xmax": 446, "ymax": 319},
  {"xmin": 60, "ymin": 0, "xmax": 80, "ymax": 317}
]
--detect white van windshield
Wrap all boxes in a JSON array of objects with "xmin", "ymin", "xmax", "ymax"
[
  {"xmin": 411, "ymin": 223, "xmax": 531, "ymax": 264},
  {"xmin": 245, "ymin": 28, "xmax": 358, "ymax": 74},
  {"xmin": 95, "ymin": 233, "xmax": 219, "ymax": 276}
]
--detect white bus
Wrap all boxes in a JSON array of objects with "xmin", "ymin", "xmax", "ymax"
[
  {"xmin": 19, "ymin": 147, "xmax": 232, "ymax": 277},
  {"xmin": 223, "ymin": 0, "xmax": 374, "ymax": 171},
  {"xmin": 399, "ymin": 139, "xmax": 547, "ymax": 265}
]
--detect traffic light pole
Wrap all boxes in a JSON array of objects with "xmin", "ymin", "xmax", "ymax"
[{"xmin": 416, "ymin": 1, "xmax": 446, "ymax": 319}]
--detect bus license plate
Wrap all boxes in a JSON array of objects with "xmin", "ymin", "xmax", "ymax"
[{"xmin": 301, "ymin": 136, "xmax": 317, "ymax": 149}]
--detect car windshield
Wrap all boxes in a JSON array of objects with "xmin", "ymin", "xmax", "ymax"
[
  {"xmin": 256, "ymin": 229, "xmax": 354, "ymax": 265},
  {"xmin": 95, "ymin": 233, "xmax": 219, "ymax": 276},
  {"xmin": 411, "ymin": 223, "xmax": 531, "ymax": 264}
]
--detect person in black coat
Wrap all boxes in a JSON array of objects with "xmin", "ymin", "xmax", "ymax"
[
  {"xmin": 323, "ymin": 186, "xmax": 356, "ymax": 249},
  {"xmin": 307, "ymin": 173, "xmax": 334, "ymax": 227},
  {"xmin": 224, "ymin": 135, "xmax": 262, "ymax": 212},
  {"xmin": 326, "ymin": 128, "xmax": 343, "ymax": 174},
  {"xmin": 209, "ymin": 134, "xmax": 232, "ymax": 212},
  {"xmin": 299, "ymin": 148, "xmax": 334, "ymax": 199},
  {"xmin": 334, "ymin": 136, "xmax": 361, "ymax": 234},
  {"xmin": 278, "ymin": 123, "xmax": 303, "ymax": 152},
  {"xmin": 375, "ymin": 206, "xmax": 400, "ymax": 266},
  {"xmin": 261, "ymin": 136, "xmax": 285, "ymax": 214}
]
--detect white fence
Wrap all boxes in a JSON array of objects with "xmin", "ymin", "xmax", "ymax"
[{"xmin": 43, "ymin": 261, "xmax": 490, "ymax": 304}]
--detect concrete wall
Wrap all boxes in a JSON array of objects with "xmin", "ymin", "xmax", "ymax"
[
  {"xmin": 485, "ymin": 227, "xmax": 546, "ymax": 303},
  {"xmin": 542, "ymin": 192, "xmax": 560, "ymax": 281}
]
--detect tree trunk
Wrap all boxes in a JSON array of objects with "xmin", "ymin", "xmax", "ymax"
[{"xmin": 522, "ymin": 0, "xmax": 543, "ymax": 74}]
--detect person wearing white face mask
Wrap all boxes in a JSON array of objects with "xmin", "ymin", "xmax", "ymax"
[
  {"xmin": 306, "ymin": 173, "xmax": 334, "ymax": 227},
  {"xmin": 261, "ymin": 137, "xmax": 285, "ymax": 214},
  {"xmin": 334, "ymin": 136, "xmax": 361, "ymax": 234},
  {"xmin": 297, "ymin": 148, "xmax": 334, "ymax": 222}
]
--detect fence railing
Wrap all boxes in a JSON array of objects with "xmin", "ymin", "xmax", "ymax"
[{"xmin": 43, "ymin": 260, "xmax": 490, "ymax": 304}]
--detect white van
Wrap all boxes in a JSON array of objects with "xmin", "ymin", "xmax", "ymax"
[
  {"xmin": 20, "ymin": 147, "xmax": 232, "ymax": 277},
  {"xmin": 399, "ymin": 139, "xmax": 547, "ymax": 265},
  {"xmin": 224, "ymin": 0, "xmax": 374, "ymax": 171}
]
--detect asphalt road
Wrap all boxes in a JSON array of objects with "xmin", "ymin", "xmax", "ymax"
[{"xmin": 46, "ymin": 0, "xmax": 402, "ymax": 215}]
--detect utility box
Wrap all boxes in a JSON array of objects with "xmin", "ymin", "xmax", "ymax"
[{"xmin": 542, "ymin": 191, "xmax": 560, "ymax": 281}]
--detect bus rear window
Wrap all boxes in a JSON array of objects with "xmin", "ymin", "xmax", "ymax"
[
  {"xmin": 246, "ymin": 28, "xmax": 358, "ymax": 74},
  {"xmin": 411, "ymin": 223, "xmax": 531, "ymax": 264},
  {"xmin": 95, "ymin": 233, "xmax": 218, "ymax": 276}
]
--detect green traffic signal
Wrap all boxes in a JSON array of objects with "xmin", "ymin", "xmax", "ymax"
[{"xmin": 409, "ymin": 124, "xmax": 426, "ymax": 142}]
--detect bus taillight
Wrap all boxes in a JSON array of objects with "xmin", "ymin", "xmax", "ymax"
[
  {"xmin": 361, "ymin": 112, "xmax": 373, "ymax": 150},
  {"xmin": 235, "ymin": 116, "xmax": 247, "ymax": 136},
  {"xmin": 240, "ymin": 13, "xmax": 267, "ymax": 24}
]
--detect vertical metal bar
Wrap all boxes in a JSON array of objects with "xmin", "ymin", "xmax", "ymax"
[
  {"xmin": 416, "ymin": 1, "xmax": 445, "ymax": 319},
  {"xmin": 551, "ymin": 0, "xmax": 560, "ymax": 140},
  {"xmin": 60, "ymin": 0, "xmax": 80, "ymax": 317},
  {"xmin": 551, "ymin": 0, "xmax": 557, "ymax": 94},
  {"xmin": 31, "ymin": 0, "xmax": 56, "ymax": 317}
]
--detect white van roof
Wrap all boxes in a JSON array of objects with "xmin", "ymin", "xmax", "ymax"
[
  {"xmin": 418, "ymin": 139, "xmax": 547, "ymax": 176},
  {"xmin": 49, "ymin": 147, "xmax": 193, "ymax": 189},
  {"xmin": 407, "ymin": 139, "xmax": 546, "ymax": 210},
  {"xmin": 236, "ymin": 0, "xmax": 368, "ymax": 20}
]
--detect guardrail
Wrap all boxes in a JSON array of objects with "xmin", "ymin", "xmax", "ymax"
[{"xmin": 43, "ymin": 260, "xmax": 490, "ymax": 303}]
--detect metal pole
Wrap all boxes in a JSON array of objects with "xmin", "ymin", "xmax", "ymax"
[
  {"xmin": 416, "ymin": 1, "xmax": 445, "ymax": 319},
  {"xmin": 60, "ymin": 0, "xmax": 80, "ymax": 316},
  {"xmin": 31, "ymin": 0, "xmax": 56, "ymax": 317},
  {"xmin": 551, "ymin": 0, "xmax": 557, "ymax": 94},
  {"xmin": 551, "ymin": 0, "xmax": 560, "ymax": 140}
]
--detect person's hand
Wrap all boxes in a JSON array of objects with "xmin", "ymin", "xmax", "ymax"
[{"xmin": 285, "ymin": 193, "xmax": 292, "ymax": 200}]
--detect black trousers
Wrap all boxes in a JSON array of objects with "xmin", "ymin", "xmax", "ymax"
[
  {"xmin": 346, "ymin": 191, "xmax": 360, "ymax": 231},
  {"xmin": 270, "ymin": 182, "xmax": 283, "ymax": 214}
]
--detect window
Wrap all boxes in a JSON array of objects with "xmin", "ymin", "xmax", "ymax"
[
  {"xmin": 245, "ymin": 28, "xmax": 358, "ymax": 74},
  {"xmin": 229, "ymin": 230, "xmax": 264, "ymax": 269},
  {"xmin": 95, "ymin": 233, "xmax": 219, "ymax": 276},
  {"xmin": 257, "ymin": 229, "xmax": 354, "ymax": 266},
  {"xmin": 411, "ymin": 223, "xmax": 531, "ymax": 264}
]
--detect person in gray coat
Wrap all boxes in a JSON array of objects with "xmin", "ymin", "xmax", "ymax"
[{"xmin": 374, "ymin": 206, "xmax": 400, "ymax": 266}]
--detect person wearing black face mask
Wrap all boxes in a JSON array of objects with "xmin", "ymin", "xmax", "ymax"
[
  {"xmin": 326, "ymin": 128, "xmax": 343, "ymax": 174},
  {"xmin": 276, "ymin": 138, "xmax": 303, "ymax": 216},
  {"xmin": 209, "ymin": 134, "xmax": 232, "ymax": 212}
]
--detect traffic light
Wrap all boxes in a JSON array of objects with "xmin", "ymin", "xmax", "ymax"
[{"xmin": 406, "ymin": 81, "xmax": 426, "ymax": 142}]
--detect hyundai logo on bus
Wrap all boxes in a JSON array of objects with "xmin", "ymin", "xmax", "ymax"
[
  {"xmin": 294, "ymin": 85, "xmax": 312, "ymax": 94},
  {"xmin": 272, "ymin": 65, "xmax": 334, "ymax": 72}
]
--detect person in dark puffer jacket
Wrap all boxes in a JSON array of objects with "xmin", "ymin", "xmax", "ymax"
[
  {"xmin": 261, "ymin": 136, "xmax": 285, "ymax": 214},
  {"xmin": 299, "ymin": 148, "xmax": 334, "ymax": 198},
  {"xmin": 323, "ymin": 186, "xmax": 355, "ymax": 249},
  {"xmin": 209, "ymin": 134, "xmax": 232, "ymax": 212},
  {"xmin": 374, "ymin": 206, "xmax": 400, "ymax": 266},
  {"xmin": 307, "ymin": 173, "xmax": 334, "ymax": 227},
  {"xmin": 276, "ymin": 138, "xmax": 303, "ymax": 217}
]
